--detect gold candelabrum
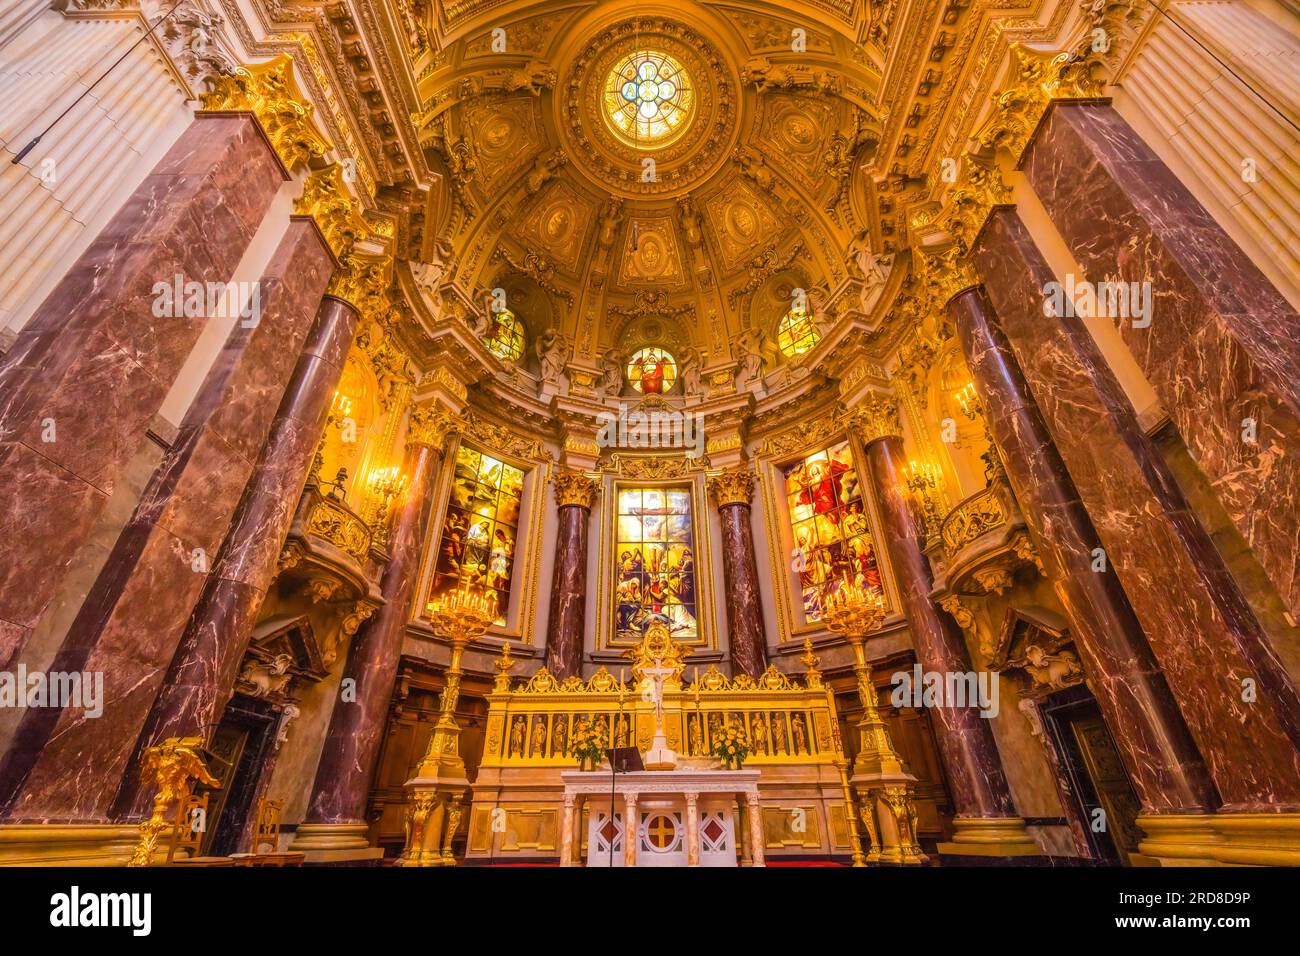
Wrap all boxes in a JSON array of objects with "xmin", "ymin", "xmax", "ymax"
[
  {"xmin": 399, "ymin": 587, "xmax": 496, "ymax": 867},
  {"xmin": 955, "ymin": 382, "xmax": 1007, "ymax": 487},
  {"xmin": 822, "ymin": 583, "xmax": 927, "ymax": 865},
  {"xmin": 364, "ymin": 464, "xmax": 408, "ymax": 545},
  {"xmin": 902, "ymin": 459, "xmax": 945, "ymax": 543},
  {"xmin": 311, "ymin": 390, "xmax": 353, "ymax": 484}
]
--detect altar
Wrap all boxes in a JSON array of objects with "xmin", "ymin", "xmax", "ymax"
[{"xmin": 560, "ymin": 768, "xmax": 763, "ymax": 867}]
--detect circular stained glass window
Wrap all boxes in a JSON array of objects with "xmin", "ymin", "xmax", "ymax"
[
  {"xmin": 626, "ymin": 346, "xmax": 677, "ymax": 394},
  {"xmin": 777, "ymin": 307, "xmax": 821, "ymax": 358},
  {"xmin": 485, "ymin": 308, "xmax": 525, "ymax": 362},
  {"xmin": 603, "ymin": 51, "xmax": 694, "ymax": 148}
]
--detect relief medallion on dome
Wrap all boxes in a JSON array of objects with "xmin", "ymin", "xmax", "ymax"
[
  {"xmin": 754, "ymin": 94, "xmax": 839, "ymax": 194},
  {"xmin": 704, "ymin": 180, "xmax": 783, "ymax": 273},
  {"xmin": 618, "ymin": 216, "xmax": 687, "ymax": 288},
  {"xmin": 515, "ymin": 180, "xmax": 593, "ymax": 272},
  {"xmin": 462, "ymin": 98, "xmax": 541, "ymax": 194}
]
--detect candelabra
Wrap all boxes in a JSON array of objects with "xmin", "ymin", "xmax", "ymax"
[
  {"xmin": 902, "ymin": 460, "xmax": 945, "ymax": 541},
  {"xmin": 955, "ymin": 382, "xmax": 1007, "ymax": 486},
  {"xmin": 822, "ymin": 582, "xmax": 926, "ymax": 865},
  {"xmin": 364, "ymin": 465, "xmax": 409, "ymax": 544},
  {"xmin": 400, "ymin": 588, "xmax": 496, "ymax": 868},
  {"xmin": 311, "ymin": 390, "xmax": 354, "ymax": 484}
]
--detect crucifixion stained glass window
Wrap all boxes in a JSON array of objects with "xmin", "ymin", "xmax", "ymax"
[
  {"xmin": 784, "ymin": 440, "xmax": 882, "ymax": 623},
  {"xmin": 615, "ymin": 487, "xmax": 698, "ymax": 642},
  {"xmin": 430, "ymin": 444, "xmax": 525, "ymax": 626}
]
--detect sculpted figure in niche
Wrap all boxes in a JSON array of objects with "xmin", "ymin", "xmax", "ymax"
[
  {"xmin": 525, "ymin": 151, "xmax": 567, "ymax": 195},
  {"xmin": 552, "ymin": 714, "xmax": 569, "ymax": 756},
  {"xmin": 689, "ymin": 715, "xmax": 704, "ymax": 755},
  {"xmin": 535, "ymin": 327, "xmax": 568, "ymax": 386},
  {"xmin": 598, "ymin": 347, "xmax": 624, "ymax": 400},
  {"xmin": 772, "ymin": 713, "xmax": 788, "ymax": 754},
  {"xmin": 806, "ymin": 286, "xmax": 835, "ymax": 335},
  {"xmin": 509, "ymin": 715, "xmax": 526, "ymax": 757},
  {"xmin": 531, "ymin": 715, "xmax": 548, "ymax": 757},
  {"xmin": 677, "ymin": 195, "xmax": 704, "ymax": 251},
  {"xmin": 734, "ymin": 328, "xmax": 764, "ymax": 386},
  {"xmin": 792, "ymin": 714, "xmax": 808, "ymax": 754},
  {"xmin": 751, "ymin": 713, "xmax": 768, "ymax": 755},
  {"xmin": 596, "ymin": 196, "xmax": 624, "ymax": 250},
  {"xmin": 679, "ymin": 347, "xmax": 703, "ymax": 399}
]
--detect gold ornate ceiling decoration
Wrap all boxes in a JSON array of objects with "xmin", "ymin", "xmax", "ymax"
[{"xmin": 561, "ymin": 17, "xmax": 737, "ymax": 197}]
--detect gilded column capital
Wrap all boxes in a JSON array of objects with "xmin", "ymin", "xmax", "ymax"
[
  {"xmin": 840, "ymin": 392, "xmax": 902, "ymax": 445},
  {"xmin": 553, "ymin": 470, "xmax": 600, "ymax": 509},
  {"xmin": 706, "ymin": 468, "xmax": 755, "ymax": 508},
  {"xmin": 198, "ymin": 53, "xmax": 330, "ymax": 171},
  {"xmin": 406, "ymin": 402, "xmax": 460, "ymax": 451},
  {"xmin": 293, "ymin": 163, "xmax": 370, "ymax": 263}
]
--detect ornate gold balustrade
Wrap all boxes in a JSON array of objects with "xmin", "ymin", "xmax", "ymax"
[{"xmin": 929, "ymin": 478, "xmax": 1037, "ymax": 598}]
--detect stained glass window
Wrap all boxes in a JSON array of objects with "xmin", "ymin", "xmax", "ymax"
[
  {"xmin": 784, "ymin": 440, "xmax": 882, "ymax": 623},
  {"xmin": 626, "ymin": 346, "xmax": 677, "ymax": 394},
  {"xmin": 615, "ymin": 487, "xmax": 698, "ymax": 642},
  {"xmin": 485, "ymin": 307, "xmax": 525, "ymax": 362},
  {"xmin": 603, "ymin": 51, "xmax": 694, "ymax": 147},
  {"xmin": 430, "ymin": 444, "xmax": 525, "ymax": 626},
  {"xmin": 777, "ymin": 307, "xmax": 821, "ymax": 358}
]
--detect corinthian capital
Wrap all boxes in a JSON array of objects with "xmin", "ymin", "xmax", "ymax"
[
  {"xmin": 406, "ymin": 402, "xmax": 460, "ymax": 450},
  {"xmin": 840, "ymin": 391, "xmax": 902, "ymax": 444},
  {"xmin": 553, "ymin": 470, "xmax": 600, "ymax": 509},
  {"xmin": 707, "ymin": 467, "xmax": 755, "ymax": 508}
]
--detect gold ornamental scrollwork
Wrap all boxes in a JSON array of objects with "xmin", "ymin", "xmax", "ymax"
[
  {"xmin": 199, "ymin": 53, "xmax": 330, "ymax": 171},
  {"xmin": 940, "ymin": 485, "xmax": 1008, "ymax": 555},
  {"xmin": 706, "ymin": 467, "xmax": 755, "ymax": 508},
  {"xmin": 306, "ymin": 495, "xmax": 372, "ymax": 560},
  {"xmin": 839, "ymin": 392, "xmax": 901, "ymax": 444},
  {"xmin": 552, "ymin": 469, "xmax": 600, "ymax": 509},
  {"xmin": 128, "ymin": 737, "xmax": 220, "ymax": 867},
  {"xmin": 293, "ymin": 163, "xmax": 370, "ymax": 263}
]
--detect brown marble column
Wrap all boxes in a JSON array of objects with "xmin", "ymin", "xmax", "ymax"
[
  {"xmin": 544, "ymin": 471, "xmax": 598, "ymax": 679},
  {"xmin": 0, "ymin": 115, "xmax": 288, "ymax": 669},
  {"xmin": 974, "ymin": 207, "xmax": 1300, "ymax": 810},
  {"xmin": 706, "ymin": 468, "xmax": 768, "ymax": 678},
  {"xmin": 294, "ymin": 404, "xmax": 455, "ymax": 849},
  {"xmin": 0, "ymin": 219, "xmax": 334, "ymax": 822},
  {"xmin": 112, "ymin": 295, "xmax": 360, "ymax": 820},
  {"xmin": 950, "ymin": 284, "xmax": 1217, "ymax": 816},
  {"xmin": 1022, "ymin": 102, "xmax": 1300, "ymax": 621},
  {"xmin": 849, "ymin": 394, "xmax": 1035, "ymax": 851}
]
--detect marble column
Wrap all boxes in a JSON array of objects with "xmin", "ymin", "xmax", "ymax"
[
  {"xmin": 544, "ymin": 471, "xmax": 599, "ymax": 679},
  {"xmin": 112, "ymin": 295, "xmax": 360, "ymax": 820},
  {"xmin": 849, "ymin": 394, "xmax": 1036, "ymax": 852},
  {"xmin": 949, "ymin": 284, "xmax": 1217, "ymax": 816},
  {"xmin": 1022, "ymin": 102, "xmax": 1300, "ymax": 622},
  {"xmin": 745, "ymin": 792, "xmax": 765, "ymax": 867},
  {"xmin": 623, "ymin": 793, "xmax": 638, "ymax": 867},
  {"xmin": 706, "ymin": 468, "xmax": 768, "ymax": 678},
  {"xmin": 560, "ymin": 793, "xmax": 577, "ymax": 867},
  {"xmin": 0, "ymin": 114, "xmax": 287, "ymax": 669},
  {"xmin": 0, "ymin": 218, "xmax": 334, "ymax": 822},
  {"xmin": 293, "ymin": 403, "xmax": 456, "ymax": 851},
  {"xmin": 974, "ymin": 208, "xmax": 1300, "ymax": 810},
  {"xmin": 686, "ymin": 792, "xmax": 700, "ymax": 866}
]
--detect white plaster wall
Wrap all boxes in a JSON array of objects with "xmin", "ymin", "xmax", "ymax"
[{"xmin": 0, "ymin": 9, "xmax": 193, "ymax": 337}]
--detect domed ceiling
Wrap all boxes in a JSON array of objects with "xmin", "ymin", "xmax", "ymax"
[{"xmin": 411, "ymin": 1, "xmax": 883, "ymax": 374}]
